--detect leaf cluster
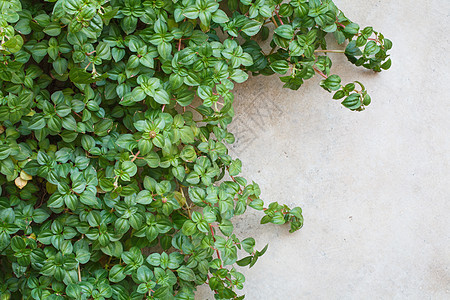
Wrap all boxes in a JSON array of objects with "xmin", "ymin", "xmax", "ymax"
[{"xmin": 0, "ymin": 0, "xmax": 390, "ymax": 299}]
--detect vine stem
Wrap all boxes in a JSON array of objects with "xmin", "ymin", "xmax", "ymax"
[
  {"xmin": 275, "ymin": 11, "xmax": 284, "ymax": 25},
  {"xmin": 73, "ymin": 111, "xmax": 83, "ymax": 119},
  {"xmin": 269, "ymin": 45, "xmax": 277, "ymax": 55},
  {"xmin": 271, "ymin": 16, "xmax": 279, "ymax": 28},
  {"xmin": 337, "ymin": 22, "xmax": 345, "ymax": 28},
  {"xmin": 313, "ymin": 67, "xmax": 328, "ymax": 79},
  {"xmin": 209, "ymin": 224, "xmax": 223, "ymax": 268},
  {"xmin": 131, "ymin": 151, "xmax": 140, "ymax": 162},
  {"xmin": 188, "ymin": 104, "xmax": 206, "ymax": 116},
  {"xmin": 314, "ymin": 49, "xmax": 345, "ymax": 53},
  {"xmin": 78, "ymin": 264, "xmax": 82, "ymax": 282}
]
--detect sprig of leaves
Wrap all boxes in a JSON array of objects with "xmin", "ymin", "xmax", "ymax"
[{"xmin": 0, "ymin": 0, "xmax": 390, "ymax": 299}]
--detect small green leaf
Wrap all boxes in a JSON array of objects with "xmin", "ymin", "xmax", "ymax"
[
  {"xmin": 344, "ymin": 23, "xmax": 360, "ymax": 35},
  {"xmin": 229, "ymin": 159, "xmax": 242, "ymax": 176},
  {"xmin": 136, "ymin": 190, "xmax": 153, "ymax": 205},
  {"xmin": 44, "ymin": 23, "xmax": 62, "ymax": 36},
  {"xmin": 241, "ymin": 238, "xmax": 255, "ymax": 254},
  {"xmin": 212, "ymin": 10, "xmax": 229, "ymax": 23},
  {"xmin": 270, "ymin": 60, "xmax": 289, "ymax": 75},
  {"xmin": 3, "ymin": 35, "xmax": 24, "ymax": 53},
  {"xmin": 177, "ymin": 266, "xmax": 196, "ymax": 281},
  {"xmin": 109, "ymin": 265, "xmax": 126, "ymax": 283},
  {"xmin": 341, "ymin": 93, "xmax": 362, "ymax": 110},
  {"xmin": 122, "ymin": 161, "xmax": 138, "ymax": 178},
  {"xmin": 236, "ymin": 256, "xmax": 252, "ymax": 267},
  {"xmin": 241, "ymin": 20, "xmax": 261, "ymax": 36},
  {"xmin": 274, "ymin": 25, "xmax": 294, "ymax": 39}
]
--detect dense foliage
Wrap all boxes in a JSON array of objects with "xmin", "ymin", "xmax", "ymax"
[{"xmin": 0, "ymin": 0, "xmax": 391, "ymax": 299}]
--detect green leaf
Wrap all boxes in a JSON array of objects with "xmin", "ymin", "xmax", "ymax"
[
  {"xmin": 228, "ymin": 159, "xmax": 242, "ymax": 176},
  {"xmin": 44, "ymin": 23, "xmax": 62, "ymax": 36},
  {"xmin": 333, "ymin": 90, "xmax": 345, "ymax": 99},
  {"xmin": 230, "ymin": 69, "xmax": 248, "ymax": 83},
  {"xmin": 28, "ymin": 114, "xmax": 46, "ymax": 130},
  {"xmin": 122, "ymin": 161, "xmax": 138, "ymax": 178},
  {"xmin": 341, "ymin": 93, "xmax": 362, "ymax": 110},
  {"xmin": 181, "ymin": 220, "xmax": 197, "ymax": 236},
  {"xmin": 177, "ymin": 266, "xmax": 196, "ymax": 281},
  {"xmin": 0, "ymin": 145, "xmax": 11, "ymax": 160},
  {"xmin": 344, "ymin": 23, "xmax": 360, "ymax": 35},
  {"xmin": 241, "ymin": 20, "xmax": 261, "ymax": 36},
  {"xmin": 3, "ymin": 35, "xmax": 24, "ymax": 53},
  {"xmin": 66, "ymin": 284, "xmax": 82, "ymax": 299},
  {"xmin": 147, "ymin": 253, "xmax": 161, "ymax": 266},
  {"xmin": 363, "ymin": 94, "xmax": 371, "ymax": 106},
  {"xmin": 96, "ymin": 42, "xmax": 111, "ymax": 59},
  {"xmin": 153, "ymin": 89, "xmax": 170, "ymax": 105},
  {"xmin": 241, "ymin": 238, "xmax": 255, "ymax": 254},
  {"xmin": 236, "ymin": 256, "xmax": 252, "ymax": 267},
  {"xmin": 345, "ymin": 41, "xmax": 362, "ymax": 56},
  {"xmin": 320, "ymin": 75, "xmax": 341, "ymax": 92},
  {"xmin": 172, "ymin": 165, "xmax": 185, "ymax": 182},
  {"xmin": 109, "ymin": 265, "xmax": 126, "ymax": 283},
  {"xmin": 69, "ymin": 68, "xmax": 101, "ymax": 84},
  {"xmin": 11, "ymin": 236, "xmax": 26, "ymax": 252},
  {"xmin": 81, "ymin": 135, "xmax": 96, "ymax": 151},
  {"xmin": 116, "ymin": 134, "xmax": 137, "ymax": 151},
  {"xmin": 270, "ymin": 60, "xmax": 289, "ymax": 75},
  {"xmin": 274, "ymin": 25, "xmax": 294, "ymax": 39},
  {"xmin": 212, "ymin": 10, "xmax": 229, "ymax": 23},
  {"xmin": 381, "ymin": 58, "xmax": 392, "ymax": 70},
  {"xmin": 53, "ymin": 58, "xmax": 68, "ymax": 75},
  {"xmin": 137, "ymin": 265, "xmax": 153, "ymax": 282},
  {"xmin": 219, "ymin": 219, "xmax": 233, "ymax": 236},
  {"xmin": 158, "ymin": 42, "xmax": 172, "ymax": 60},
  {"xmin": 364, "ymin": 41, "xmax": 379, "ymax": 56},
  {"xmin": 136, "ymin": 190, "xmax": 153, "ymax": 205},
  {"xmin": 33, "ymin": 209, "xmax": 50, "ymax": 223}
]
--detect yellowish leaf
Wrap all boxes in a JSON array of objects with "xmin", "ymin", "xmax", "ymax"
[
  {"xmin": 15, "ymin": 177, "xmax": 28, "ymax": 189},
  {"xmin": 20, "ymin": 170, "xmax": 32, "ymax": 181}
]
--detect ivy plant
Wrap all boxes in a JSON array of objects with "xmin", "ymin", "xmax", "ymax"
[{"xmin": 0, "ymin": 0, "xmax": 391, "ymax": 299}]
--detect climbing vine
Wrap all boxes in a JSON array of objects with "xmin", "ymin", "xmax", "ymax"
[{"xmin": 0, "ymin": 0, "xmax": 391, "ymax": 299}]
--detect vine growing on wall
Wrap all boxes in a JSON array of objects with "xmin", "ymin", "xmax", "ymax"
[{"xmin": 0, "ymin": 0, "xmax": 391, "ymax": 299}]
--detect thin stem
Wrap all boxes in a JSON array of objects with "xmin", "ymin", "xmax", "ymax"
[
  {"xmin": 131, "ymin": 151, "xmax": 140, "ymax": 162},
  {"xmin": 84, "ymin": 61, "xmax": 92, "ymax": 71},
  {"xmin": 269, "ymin": 45, "xmax": 277, "ymax": 55},
  {"xmin": 314, "ymin": 49, "xmax": 345, "ymax": 53},
  {"xmin": 78, "ymin": 264, "xmax": 82, "ymax": 282},
  {"xmin": 336, "ymin": 21, "xmax": 345, "ymax": 28},
  {"xmin": 188, "ymin": 104, "xmax": 206, "ymax": 116},
  {"xmin": 313, "ymin": 67, "xmax": 328, "ymax": 79},
  {"xmin": 275, "ymin": 11, "xmax": 284, "ymax": 25},
  {"xmin": 271, "ymin": 16, "xmax": 279, "ymax": 28},
  {"xmin": 209, "ymin": 224, "xmax": 223, "ymax": 268}
]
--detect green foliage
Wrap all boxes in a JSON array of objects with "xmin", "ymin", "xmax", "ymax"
[{"xmin": 0, "ymin": 0, "xmax": 390, "ymax": 299}]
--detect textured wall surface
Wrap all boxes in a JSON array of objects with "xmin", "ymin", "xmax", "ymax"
[{"xmin": 197, "ymin": 0, "xmax": 450, "ymax": 299}]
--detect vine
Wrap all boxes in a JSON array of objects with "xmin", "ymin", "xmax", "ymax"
[{"xmin": 0, "ymin": 0, "xmax": 391, "ymax": 299}]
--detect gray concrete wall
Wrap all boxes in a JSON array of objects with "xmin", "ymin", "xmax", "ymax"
[{"xmin": 197, "ymin": 0, "xmax": 450, "ymax": 299}]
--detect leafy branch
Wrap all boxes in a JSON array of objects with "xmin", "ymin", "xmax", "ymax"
[{"xmin": 0, "ymin": 0, "xmax": 391, "ymax": 299}]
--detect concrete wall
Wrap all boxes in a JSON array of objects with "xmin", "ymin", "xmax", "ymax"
[{"xmin": 197, "ymin": 0, "xmax": 450, "ymax": 298}]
